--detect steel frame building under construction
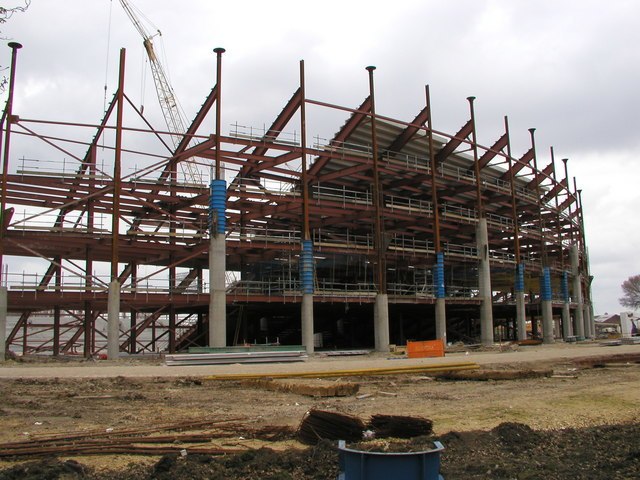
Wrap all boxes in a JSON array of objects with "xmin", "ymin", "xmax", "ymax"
[{"xmin": 0, "ymin": 43, "xmax": 595, "ymax": 358}]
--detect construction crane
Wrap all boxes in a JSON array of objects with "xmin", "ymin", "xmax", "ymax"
[{"xmin": 119, "ymin": 0, "xmax": 202, "ymax": 184}]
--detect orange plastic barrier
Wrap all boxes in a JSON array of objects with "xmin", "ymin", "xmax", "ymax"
[{"xmin": 406, "ymin": 339, "xmax": 445, "ymax": 358}]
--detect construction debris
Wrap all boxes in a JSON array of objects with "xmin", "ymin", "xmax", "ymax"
[
  {"xmin": 368, "ymin": 414, "xmax": 433, "ymax": 439},
  {"xmin": 356, "ymin": 393, "xmax": 374, "ymax": 400},
  {"xmin": 377, "ymin": 391, "xmax": 398, "ymax": 397},
  {"xmin": 297, "ymin": 409, "xmax": 366, "ymax": 445},
  {"xmin": 516, "ymin": 339, "xmax": 544, "ymax": 346},
  {"xmin": 320, "ymin": 350, "xmax": 371, "ymax": 356},
  {"xmin": 0, "ymin": 418, "xmax": 295, "ymax": 459},
  {"xmin": 433, "ymin": 369, "xmax": 553, "ymax": 381},
  {"xmin": 573, "ymin": 352, "xmax": 640, "ymax": 368}
]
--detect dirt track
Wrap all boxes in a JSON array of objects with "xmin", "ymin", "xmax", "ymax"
[
  {"xmin": 0, "ymin": 342, "xmax": 639, "ymax": 479},
  {"xmin": 1, "ymin": 342, "xmax": 639, "ymax": 378}
]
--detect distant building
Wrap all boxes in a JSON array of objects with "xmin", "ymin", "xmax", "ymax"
[{"xmin": 594, "ymin": 313, "xmax": 639, "ymax": 338}]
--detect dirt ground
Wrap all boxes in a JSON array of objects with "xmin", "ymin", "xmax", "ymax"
[{"xmin": 0, "ymin": 344, "xmax": 639, "ymax": 479}]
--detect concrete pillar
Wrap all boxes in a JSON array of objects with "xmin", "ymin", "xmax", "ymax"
[
  {"xmin": 300, "ymin": 240, "xmax": 315, "ymax": 353},
  {"xmin": 542, "ymin": 301, "xmax": 554, "ymax": 344},
  {"xmin": 374, "ymin": 293, "xmax": 390, "ymax": 352},
  {"xmin": 541, "ymin": 267, "xmax": 554, "ymax": 344},
  {"xmin": 560, "ymin": 270, "xmax": 572, "ymax": 339},
  {"xmin": 209, "ymin": 234, "xmax": 226, "ymax": 347},
  {"xmin": 434, "ymin": 252, "xmax": 446, "ymax": 343},
  {"xmin": 570, "ymin": 245, "xmax": 585, "ymax": 339},
  {"xmin": 589, "ymin": 302, "xmax": 596, "ymax": 339},
  {"xmin": 435, "ymin": 298, "xmax": 446, "ymax": 345},
  {"xmin": 620, "ymin": 312, "xmax": 632, "ymax": 337},
  {"xmin": 583, "ymin": 304, "xmax": 592, "ymax": 338},
  {"xmin": 562, "ymin": 303, "xmax": 572, "ymax": 339},
  {"xmin": 107, "ymin": 280, "xmax": 121, "ymax": 360},
  {"xmin": 0, "ymin": 286, "xmax": 7, "ymax": 362},
  {"xmin": 301, "ymin": 293, "xmax": 314, "ymax": 354},
  {"xmin": 514, "ymin": 264, "xmax": 526, "ymax": 341},
  {"xmin": 477, "ymin": 218, "xmax": 494, "ymax": 346},
  {"xmin": 516, "ymin": 291, "xmax": 527, "ymax": 341}
]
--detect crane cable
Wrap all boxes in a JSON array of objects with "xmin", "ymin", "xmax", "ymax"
[
  {"xmin": 140, "ymin": 47, "xmax": 147, "ymax": 114},
  {"xmin": 103, "ymin": 0, "xmax": 114, "ymax": 116}
]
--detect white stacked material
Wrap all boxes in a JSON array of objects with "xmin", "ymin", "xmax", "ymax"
[
  {"xmin": 165, "ymin": 350, "xmax": 307, "ymax": 366},
  {"xmin": 621, "ymin": 337, "xmax": 640, "ymax": 345}
]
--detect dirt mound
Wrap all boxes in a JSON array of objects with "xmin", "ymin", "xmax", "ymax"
[
  {"xmin": 0, "ymin": 459, "xmax": 87, "ymax": 479},
  {"xmin": 438, "ymin": 422, "xmax": 640, "ymax": 479},
  {"xmin": 96, "ymin": 442, "xmax": 339, "ymax": 480},
  {"xmin": 492, "ymin": 421, "xmax": 540, "ymax": 450},
  {"xmin": 1, "ymin": 424, "xmax": 639, "ymax": 479}
]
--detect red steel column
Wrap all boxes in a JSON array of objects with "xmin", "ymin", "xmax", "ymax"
[
  {"xmin": 299, "ymin": 60, "xmax": 315, "ymax": 354},
  {"xmin": 505, "ymin": 116, "xmax": 527, "ymax": 341},
  {"xmin": 366, "ymin": 66, "xmax": 389, "ymax": 352},
  {"xmin": 107, "ymin": 48, "xmax": 126, "ymax": 360},
  {"xmin": 0, "ymin": 42, "xmax": 22, "ymax": 363},
  {"xmin": 426, "ymin": 85, "xmax": 446, "ymax": 342},
  {"xmin": 0, "ymin": 42, "xmax": 22, "ymax": 270},
  {"xmin": 468, "ymin": 97, "xmax": 493, "ymax": 346}
]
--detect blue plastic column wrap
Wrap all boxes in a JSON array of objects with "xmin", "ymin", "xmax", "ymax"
[
  {"xmin": 300, "ymin": 239, "xmax": 314, "ymax": 294},
  {"xmin": 561, "ymin": 271, "xmax": 570, "ymax": 302},
  {"xmin": 540, "ymin": 266, "xmax": 552, "ymax": 301},
  {"xmin": 434, "ymin": 252, "xmax": 445, "ymax": 299},
  {"xmin": 209, "ymin": 179, "xmax": 227, "ymax": 234},
  {"xmin": 515, "ymin": 262, "xmax": 525, "ymax": 293}
]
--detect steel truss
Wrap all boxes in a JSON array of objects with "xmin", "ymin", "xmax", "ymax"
[{"xmin": 0, "ymin": 48, "xmax": 591, "ymax": 356}]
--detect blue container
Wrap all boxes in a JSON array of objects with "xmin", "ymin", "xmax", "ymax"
[{"xmin": 337, "ymin": 440, "xmax": 444, "ymax": 480}]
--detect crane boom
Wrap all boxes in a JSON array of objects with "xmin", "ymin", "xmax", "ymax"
[{"xmin": 119, "ymin": 0, "xmax": 202, "ymax": 184}]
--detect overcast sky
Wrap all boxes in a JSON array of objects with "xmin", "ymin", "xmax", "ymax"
[{"xmin": 2, "ymin": 0, "xmax": 639, "ymax": 315}]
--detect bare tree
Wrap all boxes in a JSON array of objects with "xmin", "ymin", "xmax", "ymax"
[
  {"xmin": 0, "ymin": 1, "xmax": 30, "ymax": 22},
  {"xmin": 1, "ymin": 1, "xmax": 31, "ymax": 92},
  {"xmin": 619, "ymin": 274, "xmax": 640, "ymax": 310}
]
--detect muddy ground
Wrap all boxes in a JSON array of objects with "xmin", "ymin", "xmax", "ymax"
[{"xmin": 0, "ymin": 349, "xmax": 639, "ymax": 479}]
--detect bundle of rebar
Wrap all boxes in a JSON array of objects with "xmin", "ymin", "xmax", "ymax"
[
  {"xmin": 297, "ymin": 409, "xmax": 365, "ymax": 445},
  {"xmin": 0, "ymin": 418, "xmax": 292, "ymax": 458},
  {"xmin": 368, "ymin": 414, "xmax": 433, "ymax": 439}
]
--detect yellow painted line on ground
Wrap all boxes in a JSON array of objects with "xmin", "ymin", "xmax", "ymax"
[{"xmin": 203, "ymin": 361, "xmax": 479, "ymax": 381}]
